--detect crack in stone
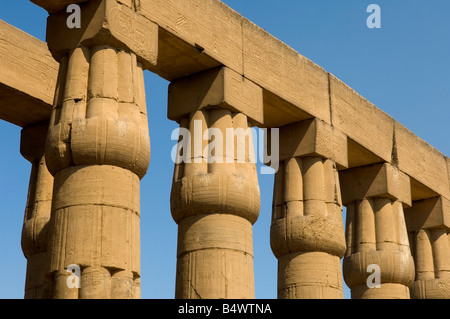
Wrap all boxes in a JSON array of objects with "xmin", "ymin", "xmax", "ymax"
[{"xmin": 190, "ymin": 281, "xmax": 202, "ymax": 299}]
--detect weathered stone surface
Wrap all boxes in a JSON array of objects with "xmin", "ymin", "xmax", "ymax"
[
  {"xmin": 341, "ymin": 162, "xmax": 415, "ymax": 299},
  {"xmin": 0, "ymin": 20, "xmax": 58, "ymax": 127},
  {"xmin": 405, "ymin": 197, "xmax": 450, "ymax": 232},
  {"xmin": 278, "ymin": 119, "xmax": 348, "ymax": 168},
  {"xmin": 170, "ymin": 108, "xmax": 261, "ymax": 299},
  {"xmin": 395, "ymin": 122, "xmax": 450, "ymax": 200},
  {"xmin": 3, "ymin": 0, "xmax": 446, "ymax": 300},
  {"xmin": 243, "ymin": 18, "xmax": 331, "ymax": 126},
  {"xmin": 168, "ymin": 67, "xmax": 263, "ymax": 125},
  {"xmin": 46, "ymin": 0, "xmax": 158, "ymax": 69},
  {"xmin": 339, "ymin": 163, "xmax": 412, "ymax": 207},
  {"xmin": 138, "ymin": 0, "xmax": 244, "ymax": 75},
  {"xmin": 39, "ymin": 5, "xmax": 151, "ymax": 297},
  {"xmin": 409, "ymin": 228, "xmax": 450, "ymax": 299},
  {"xmin": 20, "ymin": 121, "xmax": 54, "ymax": 299},
  {"xmin": 271, "ymin": 122, "xmax": 346, "ymax": 299},
  {"xmin": 343, "ymin": 198, "xmax": 415, "ymax": 299},
  {"xmin": 329, "ymin": 74, "xmax": 394, "ymax": 164},
  {"xmin": 447, "ymin": 157, "xmax": 450, "ymax": 197}
]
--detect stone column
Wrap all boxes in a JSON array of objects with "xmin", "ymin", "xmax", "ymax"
[
  {"xmin": 168, "ymin": 67, "xmax": 263, "ymax": 299},
  {"xmin": 270, "ymin": 119, "xmax": 348, "ymax": 299},
  {"xmin": 20, "ymin": 121, "xmax": 54, "ymax": 299},
  {"xmin": 405, "ymin": 196, "xmax": 450, "ymax": 299},
  {"xmin": 340, "ymin": 163, "xmax": 415, "ymax": 299},
  {"xmin": 33, "ymin": 0, "xmax": 158, "ymax": 299}
]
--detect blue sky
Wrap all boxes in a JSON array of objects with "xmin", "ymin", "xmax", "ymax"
[{"xmin": 0, "ymin": 1, "xmax": 449, "ymax": 299}]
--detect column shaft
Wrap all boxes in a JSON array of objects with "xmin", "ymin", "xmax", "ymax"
[
  {"xmin": 20, "ymin": 121, "xmax": 54, "ymax": 299},
  {"xmin": 271, "ymin": 156, "xmax": 346, "ymax": 298},
  {"xmin": 45, "ymin": 45, "xmax": 150, "ymax": 299},
  {"xmin": 171, "ymin": 109, "xmax": 260, "ymax": 299},
  {"xmin": 168, "ymin": 66, "xmax": 263, "ymax": 299},
  {"xmin": 405, "ymin": 197, "xmax": 450, "ymax": 299},
  {"xmin": 341, "ymin": 164, "xmax": 415, "ymax": 299}
]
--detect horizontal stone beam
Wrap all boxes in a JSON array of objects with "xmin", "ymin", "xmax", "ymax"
[
  {"xmin": 405, "ymin": 196, "xmax": 450, "ymax": 232},
  {"xmin": 5, "ymin": 0, "xmax": 449, "ymax": 203},
  {"xmin": 0, "ymin": 20, "xmax": 58, "ymax": 127},
  {"xmin": 277, "ymin": 118, "xmax": 348, "ymax": 168},
  {"xmin": 168, "ymin": 67, "xmax": 263, "ymax": 125},
  {"xmin": 395, "ymin": 122, "xmax": 450, "ymax": 200},
  {"xmin": 339, "ymin": 163, "xmax": 412, "ymax": 207},
  {"xmin": 138, "ymin": 0, "xmax": 330, "ymax": 128},
  {"xmin": 137, "ymin": 0, "xmax": 449, "ymax": 200},
  {"xmin": 46, "ymin": 0, "xmax": 158, "ymax": 69},
  {"xmin": 329, "ymin": 75, "xmax": 395, "ymax": 164}
]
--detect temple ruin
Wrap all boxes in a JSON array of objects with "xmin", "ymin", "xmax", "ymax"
[{"xmin": 1, "ymin": 0, "xmax": 449, "ymax": 299}]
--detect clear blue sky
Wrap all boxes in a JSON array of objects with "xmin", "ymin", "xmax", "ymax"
[{"xmin": 0, "ymin": 1, "xmax": 449, "ymax": 299}]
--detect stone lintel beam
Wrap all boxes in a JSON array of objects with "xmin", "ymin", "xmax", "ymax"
[
  {"xmin": 0, "ymin": 20, "xmax": 58, "ymax": 127},
  {"xmin": 168, "ymin": 67, "xmax": 264, "ymax": 126},
  {"xmin": 42, "ymin": 0, "xmax": 158, "ymax": 69},
  {"xmin": 395, "ymin": 122, "xmax": 450, "ymax": 201},
  {"xmin": 277, "ymin": 118, "xmax": 348, "ymax": 169},
  {"xmin": 339, "ymin": 163, "xmax": 412, "ymax": 207},
  {"xmin": 20, "ymin": 121, "xmax": 49, "ymax": 162},
  {"xmin": 405, "ymin": 196, "xmax": 450, "ymax": 232}
]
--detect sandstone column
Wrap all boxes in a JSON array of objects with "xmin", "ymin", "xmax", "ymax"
[
  {"xmin": 270, "ymin": 119, "xmax": 348, "ymax": 299},
  {"xmin": 168, "ymin": 67, "xmax": 263, "ymax": 299},
  {"xmin": 405, "ymin": 196, "xmax": 450, "ymax": 299},
  {"xmin": 32, "ymin": 0, "xmax": 158, "ymax": 299},
  {"xmin": 340, "ymin": 163, "xmax": 415, "ymax": 299},
  {"xmin": 20, "ymin": 121, "xmax": 54, "ymax": 299}
]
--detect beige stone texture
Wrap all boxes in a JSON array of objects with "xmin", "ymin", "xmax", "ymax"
[
  {"xmin": 175, "ymin": 214, "xmax": 255, "ymax": 299},
  {"xmin": 171, "ymin": 108, "xmax": 260, "ymax": 299},
  {"xmin": 242, "ymin": 19, "xmax": 331, "ymax": 126},
  {"xmin": 261, "ymin": 90, "xmax": 313, "ymax": 129},
  {"xmin": 36, "ymin": 6, "xmax": 151, "ymax": 297},
  {"xmin": 405, "ymin": 197, "xmax": 450, "ymax": 232},
  {"xmin": 277, "ymin": 252, "xmax": 343, "ymax": 299},
  {"xmin": 138, "ymin": 0, "xmax": 243, "ymax": 77},
  {"xmin": 395, "ymin": 122, "xmax": 450, "ymax": 200},
  {"xmin": 168, "ymin": 67, "xmax": 263, "ymax": 125},
  {"xmin": 339, "ymin": 164, "xmax": 414, "ymax": 299},
  {"xmin": 339, "ymin": 163, "xmax": 412, "ymax": 207},
  {"xmin": 343, "ymin": 199, "xmax": 415, "ymax": 299},
  {"xmin": 342, "ymin": 163, "xmax": 415, "ymax": 299},
  {"xmin": 138, "ymin": 0, "xmax": 330, "ymax": 127},
  {"xmin": 0, "ymin": 0, "xmax": 444, "ymax": 300},
  {"xmin": 271, "ymin": 121, "xmax": 346, "ymax": 299},
  {"xmin": 0, "ymin": 20, "xmax": 58, "ymax": 127},
  {"xmin": 409, "ymin": 228, "xmax": 450, "ymax": 299},
  {"xmin": 447, "ymin": 157, "xmax": 450, "ymax": 196},
  {"xmin": 46, "ymin": 46, "xmax": 150, "ymax": 179},
  {"xmin": 46, "ymin": 0, "xmax": 158, "ymax": 70},
  {"xmin": 278, "ymin": 119, "xmax": 348, "ymax": 168},
  {"xmin": 20, "ymin": 121, "xmax": 54, "ymax": 299},
  {"xmin": 329, "ymin": 74, "xmax": 394, "ymax": 164}
]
